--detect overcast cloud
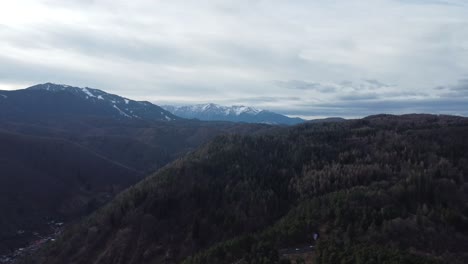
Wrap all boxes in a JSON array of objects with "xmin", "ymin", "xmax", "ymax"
[{"xmin": 1, "ymin": 0, "xmax": 467, "ymax": 118}]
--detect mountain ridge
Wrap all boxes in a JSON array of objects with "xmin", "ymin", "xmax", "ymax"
[
  {"xmin": 0, "ymin": 83, "xmax": 178, "ymax": 122},
  {"xmin": 163, "ymin": 103, "xmax": 305, "ymax": 125}
]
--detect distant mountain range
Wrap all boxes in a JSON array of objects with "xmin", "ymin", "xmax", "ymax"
[
  {"xmin": 0, "ymin": 83, "xmax": 178, "ymax": 122},
  {"xmin": 0, "ymin": 83, "xmax": 308, "ymax": 125},
  {"xmin": 163, "ymin": 103, "xmax": 305, "ymax": 125}
]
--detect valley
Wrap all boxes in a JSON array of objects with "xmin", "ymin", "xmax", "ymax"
[{"xmin": 1, "ymin": 84, "xmax": 467, "ymax": 264}]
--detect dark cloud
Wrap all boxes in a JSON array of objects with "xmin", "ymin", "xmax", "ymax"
[
  {"xmin": 450, "ymin": 79, "xmax": 468, "ymax": 91},
  {"xmin": 384, "ymin": 91, "xmax": 428, "ymax": 97},
  {"xmin": 436, "ymin": 79, "xmax": 468, "ymax": 98},
  {"xmin": 319, "ymin": 98, "xmax": 467, "ymax": 112},
  {"xmin": 228, "ymin": 96, "xmax": 302, "ymax": 104},
  {"xmin": 339, "ymin": 80, "xmax": 354, "ymax": 86},
  {"xmin": 364, "ymin": 79, "xmax": 391, "ymax": 88},
  {"xmin": 277, "ymin": 97, "xmax": 468, "ymax": 118},
  {"xmin": 338, "ymin": 93, "xmax": 380, "ymax": 101},
  {"xmin": 275, "ymin": 80, "xmax": 337, "ymax": 93}
]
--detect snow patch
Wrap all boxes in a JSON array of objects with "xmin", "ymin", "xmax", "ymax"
[
  {"xmin": 97, "ymin": 95, "xmax": 104, "ymax": 100},
  {"xmin": 0, "ymin": 94, "xmax": 7, "ymax": 98},
  {"xmin": 113, "ymin": 104, "xmax": 131, "ymax": 118},
  {"xmin": 81, "ymin": 88, "xmax": 95, "ymax": 98},
  {"xmin": 234, "ymin": 106, "xmax": 247, "ymax": 115},
  {"xmin": 165, "ymin": 115, "xmax": 172, "ymax": 121},
  {"xmin": 231, "ymin": 105, "xmax": 260, "ymax": 115}
]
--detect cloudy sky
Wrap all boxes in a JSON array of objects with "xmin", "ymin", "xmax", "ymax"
[{"xmin": 0, "ymin": 0, "xmax": 467, "ymax": 118}]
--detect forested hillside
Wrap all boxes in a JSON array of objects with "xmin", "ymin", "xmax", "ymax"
[
  {"xmin": 27, "ymin": 115, "xmax": 468, "ymax": 264},
  {"xmin": 0, "ymin": 118, "xmax": 268, "ymax": 256},
  {"xmin": 0, "ymin": 117, "xmax": 269, "ymax": 174},
  {"xmin": 0, "ymin": 131, "xmax": 140, "ymax": 254}
]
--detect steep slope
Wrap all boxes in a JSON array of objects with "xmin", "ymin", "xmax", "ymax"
[
  {"xmin": 0, "ymin": 131, "xmax": 141, "ymax": 254},
  {"xmin": 28, "ymin": 115, "xmax": 468, "ymax": 264},
  {"xmin": 163, "ymin": 104, "xmax": 304, "ymax": 125},
  {"xmin": 0, "ymin": 83, "xmax": 178, "ymax": 122}
]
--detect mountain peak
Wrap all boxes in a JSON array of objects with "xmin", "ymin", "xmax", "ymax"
[
  {"xmin": 180, "ymin": 103, "xmax": 262, "ymax": 116},
  {"xmin": 230, "ymin": 105, "xmax": 261, "ymax": 115},
  {"xmin": 28, "ymin": 83, "xmax": 109, "ymax": 99},
  {"xmin": 2, "ymin": 83, "xmax": 179, "ymax": 122}
]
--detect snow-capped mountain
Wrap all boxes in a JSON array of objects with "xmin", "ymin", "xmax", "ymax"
[
  {"xmin": 163, "ymin": 103, "xmax": 304, "ymax": 125},
  {"xmin": 0, "ymin": 83, "xmax": 178, "ymax": 122}
]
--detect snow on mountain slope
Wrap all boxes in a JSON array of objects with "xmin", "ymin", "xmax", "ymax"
[
  {"xmin": 163, "ymin": 103, "xmax": 304, "ymax": 125},
  {"xmin": 0, "ymin": 83, "xmax": 179, "ymax": 122},
  {"xmin": 176, "ymin": 103, "xmax": 260, "ymax": 116}
]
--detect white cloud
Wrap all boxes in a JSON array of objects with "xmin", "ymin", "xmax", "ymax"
[{"xmin": 0, "ymin": 0, "xmax": 467, "ymax": 117}]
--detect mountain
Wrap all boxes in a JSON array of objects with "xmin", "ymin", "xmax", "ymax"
[
  {"xmin": 0, "ymin": 83, "xmax": 179, "ymax": 122},
  {"xmin": 26, "ymin": 115, "xmax": 468, "ymax": 264},
  {"xmin": 0, "ymin": 84, "xmax": 271, "ymax": 257},
  {"xmin": 163, "ymin": 103, "xmax": 305, "ymax": 125}
]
